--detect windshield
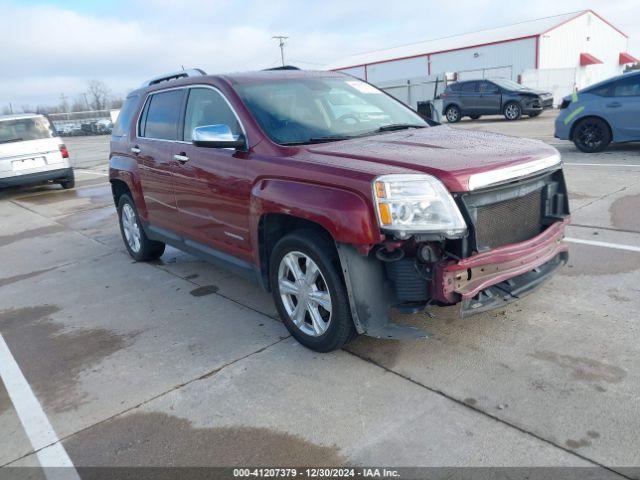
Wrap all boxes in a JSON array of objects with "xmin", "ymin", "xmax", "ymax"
[
  {"xmin": 490, "ymin": 78, "xmax": 530, "ymax": 91},
  {"xmin": 0, "ymin": 117, "xmax": 56, "ymax": 144},
  {"xmin": 235, "ymin": 77, "xmax": 427, "ymax": 145}
]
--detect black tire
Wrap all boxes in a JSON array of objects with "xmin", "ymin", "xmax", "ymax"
[
  {"xmin": 269, "ymin": 230, "xmax": 356, "ymax": 352},
  {"xmin": 469, "ymin": 115, "xmax": 481, "ymax": 120},
  {"xmin": 572, "ymin": 117, "xmax": 612, "ymax": 153},
  {"xmin": 60, "ymin": 172, "xmax": 75, "ymax": 189},
  {"xmin": 503, "ymin": 102, "xmax": 522, "ymax": 121},
  {"xmin": 117, "ymin": 194, "xmax": 165, "ymax": 261},
  {"xmin": 445, "ymin": 105, "xmax": 461, "ymax": 123}
]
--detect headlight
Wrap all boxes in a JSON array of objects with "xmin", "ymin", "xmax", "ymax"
[{"xmin": 373, "ymin": 174, "xmax": 467, "ymax": 238}]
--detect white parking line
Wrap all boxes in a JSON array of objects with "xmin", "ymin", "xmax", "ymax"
[
  {"xmin": 0, "ymin": 334, "xmax": 80, "ymax": 479},
  {"xmin": 565, "ymin": 237, "xmax": 640, "ymax": 253},
  {"xmin": 564, "ymin": 163, "xmax": 640, "ymax": 168},
  {"xmin": 74, "ymin": 169, "xmax": 108, "ymax": 176}
]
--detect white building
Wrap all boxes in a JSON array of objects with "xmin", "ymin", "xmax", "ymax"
[{"xmin": 326, "ymin": 10, "xmax": 637, "ymax": 104}]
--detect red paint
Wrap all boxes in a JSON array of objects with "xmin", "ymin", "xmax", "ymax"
[
  {"xmin": 580, "ymin": 53, "xmax": 603, "ymax": 66},
  {"xmin": 110, "ymin": 70, "xmax": 567, "ymax": 310},
  {"xmin": 619, "ymin": 52, "xmax": 639, "ymax": 64},
  {"xmin": 433, "ymin": 218, "xmax": 570, "ymax": 303}
]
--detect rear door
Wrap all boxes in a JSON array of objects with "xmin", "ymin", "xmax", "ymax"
[
  {"xmin": 135, "ymin": 89, "xmax": 185, "ymax": 232},
  {"xmin": 172, "ymin": 86, "xmax": 252, "ymax": 261},
  {"xmin": 605, "ymin": 75, "xmax": 640, "ymax": 139},
  {"xmin": 459, "ymin": 81, "xmax": 480, "ymax": 114},
  {"xmin": 477, "ymin": 81, "xmax": 502, "ymax": 114}
]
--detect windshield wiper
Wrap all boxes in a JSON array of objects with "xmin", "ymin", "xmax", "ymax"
[
  {"xmin": 0, "ymin": 138, "xmax": 24, "ymax": 144},
  {"xmin": 376, "ymin": 123, "xmax": 426, "ymax": 132},
  {"xmin": 280, "ymin": 135, "xmax": 354, "ymax": 146}
]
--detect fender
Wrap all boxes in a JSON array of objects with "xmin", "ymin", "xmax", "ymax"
[
  {"xmin": 109, "ymin": 155, "xmax": 148, "ymax": 221},
  {"xmin": 249, "ymin": 178, "xmax": 383, "ymax": 263}
]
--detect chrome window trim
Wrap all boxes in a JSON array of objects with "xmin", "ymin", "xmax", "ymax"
[
  {"xmin": 467, "ymin": 153, "xmax": 562, "ymax": 191},
  {"xmin": 135, "ymin": 84, "xmax": 249, "ymax": 146}
]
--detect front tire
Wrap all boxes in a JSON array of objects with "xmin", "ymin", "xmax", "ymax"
[
  {"xmin": 572, "ymin": 117, "xmax": 612, "ymax": 153},
  {"xmin": 269, "ymin": 230, "xmax": 356, "ymax": 352},
  {"xmin": 503, "ymin": 102, "xmax": 522, "ymax": 121},
  {"xmin": 445, "ymin": 105, "xmax": 461, "ymax": 123},
  {"xmin": 117, "ymin": 194, "xmax": 165, "ymax": 261}
]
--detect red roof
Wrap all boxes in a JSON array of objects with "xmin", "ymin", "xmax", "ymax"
[
  {"xmin": 619, "ymin": 52, "xmax": 639, "ymax": 65},
  {"xmin": 580, "ymin": 53, "xmax": 603, "ymax": 66}
]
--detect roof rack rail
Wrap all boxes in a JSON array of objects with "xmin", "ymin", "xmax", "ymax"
[
  {"xmin": 263, "ymin": 65, "xmax": 300, "ymax": 71},
  {"xmin": 141, "ymin": 68, "xmax": 207, "ymax": 87}
]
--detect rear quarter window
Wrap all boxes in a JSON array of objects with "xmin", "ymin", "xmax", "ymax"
[{"xmin": 112, "ymin": 95, "xmax": 140, "ymax": 137}]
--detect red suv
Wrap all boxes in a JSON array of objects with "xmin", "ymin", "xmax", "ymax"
[{"xmin": 109, "ymin": 68, "xmax": 570, "ymax": 352}]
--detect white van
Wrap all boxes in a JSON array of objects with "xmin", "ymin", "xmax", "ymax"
[{"xmin": 0, "ymin": 114, "xmax": 74, "ymax": 189}]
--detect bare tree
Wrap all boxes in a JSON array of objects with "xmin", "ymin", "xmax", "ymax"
[
  {"xmin": 71, "ymin": 96, "xmax": 88, "ymax": 112},
  {"xmin": 21, "ymin": 104, "xmax": 34, "ymax": 114},
  {"xmin": 2, "ymin": 105, "xmax": 13, "ymax": 115},
  {"xmin": 86, "ymin": 80, "xmax": 111, "ymax": 111}
]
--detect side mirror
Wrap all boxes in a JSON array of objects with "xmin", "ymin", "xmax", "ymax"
[{"xmin": 192, "ymin": 124, "xmax": 246, "ymax": 149}]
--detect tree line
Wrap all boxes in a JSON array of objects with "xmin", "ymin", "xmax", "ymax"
[{"xmin": 2, "ymin": 79, "xmax": 124, "ymax": 115}]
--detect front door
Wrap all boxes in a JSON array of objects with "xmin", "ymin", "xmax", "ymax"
[
  {"xmin": 135, "ymin": 89, "xmax": 185, "ymax": 231},
  {"xmin": 172, "ymin": 87, "xmax": 252, "ymax": 262},
  {"xmin": 605, "ymin": 74, "xmax": 640, "ymax": 139},
  {"xmin": 477, "ymin": 81, "xmax": 502, "ymax": 114}
]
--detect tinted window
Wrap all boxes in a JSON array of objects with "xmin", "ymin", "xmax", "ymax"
[
  {"xmin": 112, "ymin": 94, "xmax": 139, "ymax": 137},
  {"xmin": 183, "ymin": 88, "xmax": 241, "ymax": 141},
  {"xmin": 589, "ymin": 83, "xmax": 613, "ymax": 97},
  {"xmin": 0, "ymin": 117, "xmax": 55, "ymax": 144},
  {"xmin": 479, "ymin": 81, "xmax": 499, "ymax": 93},
  {"xmin": 612, "ymin": 75, "xmax": 640, "ymax": 97},
  {"xmin": 447, "ymin": 83, "xmax": 460, "ymax": 92},
  {"xmin": 461, "ymin": 82, "xmax": 477, "ymax": 92},
  {"xmin": 140, "ymin": 90, "xmax": 183, "ymax": 140}
]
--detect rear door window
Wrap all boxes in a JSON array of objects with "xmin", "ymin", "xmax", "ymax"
[
  {"xmin": 461, "ymin": 82, "xmax": 477, "ymax": 93},
  {"xmin": 479, "ymin": 81, "xmax": 499, "ymax": 93},
  {"xmin": 139, "ymin": 90, "xmax": 184, "ymax": 140}
]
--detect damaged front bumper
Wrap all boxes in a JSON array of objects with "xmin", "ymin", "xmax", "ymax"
[{"xmin": 433, "ymin": 218, "xmax": 570, "ymax": 315}]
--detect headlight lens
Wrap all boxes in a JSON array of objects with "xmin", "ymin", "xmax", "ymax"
[{"xmin": 373, "ymin": 174, "xmax": 467, "ymax": 238}]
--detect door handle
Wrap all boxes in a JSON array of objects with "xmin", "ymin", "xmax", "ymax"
[
  {"xmin": 130, "ymin": 146, "xmax": 141, "ymax": 154},
  {"xmin": 173, "ymin": 153, "xmax": 189, "ymax": 163},
  {"xmin": 606, "ymin": 102, "xmax": 622, "ymax": 108}
]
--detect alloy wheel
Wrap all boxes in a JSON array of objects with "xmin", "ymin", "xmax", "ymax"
[
  {"xmin": 446, "ymin": 107, "xmax": 459, "ymax": 122},
  {"xmin": 505, "ymin": 104, "xmax": 520, "ymax": 120},
  {"xmin": 278, "ymin": 251, "xmax": 332, "ymax": 337},
  {"xmin": 122, "ymin": 203, "xmax": 141, "ymax": 253},
  {"xmin": 576, "ymin": 122, "xmax": 604, "ymax": 150}
]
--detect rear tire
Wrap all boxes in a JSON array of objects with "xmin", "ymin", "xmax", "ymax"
[
  {"xmin": 60, "ymin": 172, "xmax": 75, "ymax": 189},
  {"xmin": 269, "ymin": 230, "xmax": 356, "ymax": 352},
  {"xmin": 117, "ymin": 194, "xmax": 165, "ymax": 261},
  {"xmin": 445, "ymin": 105, "xmax": 461, "ymax": 123},
  {"xmin": 503, "ymin": 102, "xmax": 522, "ymax": 121},
  {"xmin": 572, "ymin": 117, "xmax": 612, "ymax": 153}
]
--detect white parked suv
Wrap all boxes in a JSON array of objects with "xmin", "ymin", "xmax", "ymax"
[{"xmin": 0, "ymin": 114, "xmax": 74, "ymax": 189}]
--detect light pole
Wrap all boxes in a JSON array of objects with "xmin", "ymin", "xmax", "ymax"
[{"xmin": 272, "ymin": 35, "xmax": 289, "ymax": 67}]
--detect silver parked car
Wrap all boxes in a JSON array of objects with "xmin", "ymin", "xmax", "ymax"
[{"xmin": 0, "ymin": 114, "xmax": 74, "ymax": 189}]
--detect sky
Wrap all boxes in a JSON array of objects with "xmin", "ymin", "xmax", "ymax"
[{"xmin": 1, "ymin": 0, "xmax": 639, "ymax": 109}]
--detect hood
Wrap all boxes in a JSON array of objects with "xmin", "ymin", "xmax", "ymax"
[{"xmin": 305, "ymin": 126, "xmax": 559, "ymax": 192}]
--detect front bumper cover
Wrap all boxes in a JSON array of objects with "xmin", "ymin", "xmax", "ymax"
[{"xmin": 433, "ymin": 218, "xmax": 570, "ymax": 305}]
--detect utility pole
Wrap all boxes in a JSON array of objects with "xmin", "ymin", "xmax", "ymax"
[
  {"xmin": 82, "ymin": 93, "xmax": 90, "ymax": 110},
  {"xmin": 59, "ymin": 93, "xmax": 69, "ymax": 114},
  {"xmin": 272, "ymin": 35, "xmax": 289, "ymax": 67}
]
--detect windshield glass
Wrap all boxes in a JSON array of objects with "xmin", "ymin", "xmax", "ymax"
[
  {"xmin": 0, "ymin": 117, "xmax": 56, "ymax": 144},
  {"xmin": 490, "ymin": 78, "xmax": 530, "ymax": 91},
  {"xmin": 235, "ymin": 76, "xmax": 427, "ymax": 145}
]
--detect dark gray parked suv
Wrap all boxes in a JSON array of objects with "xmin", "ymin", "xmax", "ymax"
[{"xmin": 441, "ymin": 79, "xmax": 554, "ymax": 122}]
